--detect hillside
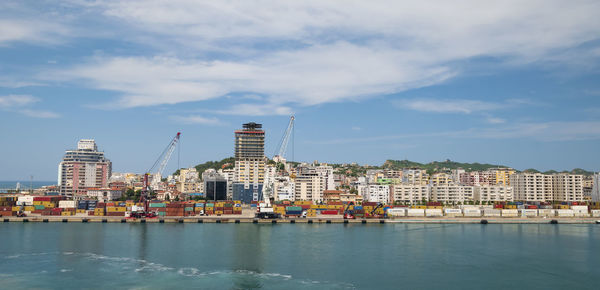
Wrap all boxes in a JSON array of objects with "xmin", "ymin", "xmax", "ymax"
[
  {"xmin": 383, "ymin": 159, "xmax": 505, "ymax": 173},
  {"xmin": 174, "ymin": 157, "xmax": 235, "ymax": 177}
]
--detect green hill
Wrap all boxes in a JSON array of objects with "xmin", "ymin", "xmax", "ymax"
[
  {"xmin": 174, "ymin": 157, "xmax": 235, "ymax": 177},
  {"xmin": 383, "ymin": 159, "xmax": 506, "ymax": 173}
]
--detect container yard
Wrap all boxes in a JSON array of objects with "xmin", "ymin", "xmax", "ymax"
[{"xmin": 2, "ymin": 195, "xmax": 600, "ymax": 223}]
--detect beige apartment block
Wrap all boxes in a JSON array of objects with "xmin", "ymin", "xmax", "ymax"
[{"xmin": 474, "ymin": 186, "xmax": 513, "ymax": 202}]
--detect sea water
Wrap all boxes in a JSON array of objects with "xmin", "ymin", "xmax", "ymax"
[{"xmin": 1, "ymin": 223, "xmax": 599, "ymax": 289}]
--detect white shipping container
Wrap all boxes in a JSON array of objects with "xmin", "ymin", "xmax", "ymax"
[
  {"xmin": 556, "ymin": 209, "xmax": 574, "ymax": 217},
  {"xmin": 131, "ymin": 205, "xmax": 145, "ymax": 212},
  {"xmin": 591, "ymin": 210, "xmax": 600, "ymax": 217},
  {"xmin": 571, "ymin": 205, "xmax": 588, "ymax": 211},
  {"xmin": 463, "ymin": 209, "xmax": 481, "ymax": 217},
  {"xmin": 502, "ymin": 209, "xmax": 519, "ymax": 217},
  {"xmin": 520, "ymin": 209, "xmax": 538, "ymax": 217},
  {"xmin": 407, "ymin": 208, "xmax": 425, "ymax": 217},
  {"xmin": 17, "ymin": 196, "xmax": 34, "ymax": 206},
  {"xmin": 444, "ymin": 208, "xmax": 462, "ymax": 217},
  {"xmin": 58, "ymin": 200, "xmax": 76, "ymax": 208},
  {"xmin": 386, "ymin": 208, "xmax": 406, "ymax": 217},
  {"xmin": 538, "ymin": 209, "xmax": 556, "ymax": 217},
  {"xmin": 425, "ymin": 209, "xmax": 443, "ymax": 217},
  {"xmin": 483, "ymin": 209, "xmax": 501, "ymax": 217}
]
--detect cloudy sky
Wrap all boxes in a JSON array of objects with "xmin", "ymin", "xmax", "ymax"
[{"xmin": 1, "ymin": 0, "xmax": 600, "ymax": 180}]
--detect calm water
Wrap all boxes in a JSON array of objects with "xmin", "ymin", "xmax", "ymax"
[{"xmin": 1, "ymin": 223, "xmax": 599, "ymax": 289}]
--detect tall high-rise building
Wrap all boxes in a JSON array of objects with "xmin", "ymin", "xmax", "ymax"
[
  {"xmin": 233, "ymin": 122, "xmax": 266, "ymax": 203},
  {"xmin": 58, "ymin": 139, "xmax": 112, "ymax": 198}
]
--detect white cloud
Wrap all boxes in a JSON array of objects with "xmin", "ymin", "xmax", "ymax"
[
  {"xmin": 0, "ymin": 95, "xmax": 60, "ymax": 118},
  {"xmin": 171, "ymin": 115, "xmax": 222, "ymax": 125},
  {"xmin": 27, "ymin": 0, "xmax": 600, "ymax": 113},
  {"xmin": 395, "ymin": 99, "xmax": 507, "ymax": 114},
  {"xmin": 485, "ymin": 117, "xmax": 506, "ymax": 124},
  {"xmin": 351, "ymin": 126, "xmax": 361, "ymax": 131},
  {"xmin": 0, "ymin": 95, "xmax": 38, "ymax": 108},
  {"xmin": 215, "ymin": 103, "xmax": 292, "ymax": 116},
  {"xmin": 19, "ymin": 109, "xmax": 60, "ymax": 118},
  {"xmin": 0, "ymin": 19, "xmax": 70, "ymax": 46}
]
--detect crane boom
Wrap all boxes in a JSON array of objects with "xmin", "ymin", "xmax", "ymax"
[
  {"xmin": 274, "ymin": 115, "xmax": 294, "ymax": 159},
  {"xmin": 141, "ymin": 132, "xmax": 181, "ymax": 203}
]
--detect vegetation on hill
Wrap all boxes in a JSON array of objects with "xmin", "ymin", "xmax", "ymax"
[
  {"xmin": 382, "ymin": 159, "xmax": 506, "ymax": 173},
  {"xmin": 173, "ymin": 157, "xmax": 235, "ymax": 177},
  {"xmin": 176, "ymin": 158, "xmax": 595, "ymax": 178}
]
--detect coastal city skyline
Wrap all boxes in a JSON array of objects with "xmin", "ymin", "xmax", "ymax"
[
  {"xmin": 1, "ymin": 1, "xmax": 600, "ymax": 181},
  {"xmin": 2, "ymin": 2, "xmax": 600, "ymax": 289}
]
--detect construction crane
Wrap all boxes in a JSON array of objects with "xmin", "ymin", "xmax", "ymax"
[
  {"xmin": 140, "ymin": 132, "xmax": 181, "ymax": 209},
  {"xmin": 273, "ymin": 115, "xmax": 295, "ymax": 163}
]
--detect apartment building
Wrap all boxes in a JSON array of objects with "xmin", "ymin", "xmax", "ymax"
[
  {"xmin": 430, "ymin": 185, "xmax": 474, "ymax": 204},
  {"xmin": 58, "ymin": 139, "xmax": 111, "ymax": 198},
  {"xmin": 553, "ymin": 174, "xmax": 584, "ymax": 202},
  {"xmin": 510, "ymin": 173, "xmax": 553, "ymax": 202},
  {"xmin": 364, "ymin": 184, "xmax": 390, "ymax": 204},
  {"xmin": 391, "ymin": 184, "xmax": 429, "ymax": 205},
  {"xmin": 474, "ymin": 186, "xmax": 513, "ymax": 202}
]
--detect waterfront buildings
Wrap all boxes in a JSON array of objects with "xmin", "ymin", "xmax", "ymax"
[
  {"xmin": 176, "ymin": 167, "xmax": 202, "ymax": 193},
  {"xmin": 364, "ymin": 184, "xmax": 391, "ymax": 204},
  {"xmin": 474, "ymin": 186, "xmax": 514, "ymax": 202},
  {"xmin": 86, "ymin": 187, "xmax": 123, "ymax": 202},
  {"xmin": 430, "ymin": 185, "xmax": 475, "ymax": 204},
  {"xmin": 510, "ymin": 173, "xmax": 584, "ymax": 202},
  {"xmin": 233, "ymin": 122, "xmax": 266, "ymax": 203},
  {"xmin": 294, "ymin": 166, "xmax": 325, "ymax": 203},
  {"xmin": 203, "ymin": 169, "xmax": 227, "ymax": 201},
  {"xmin": 391, "ymin": 184, "xmax": 428, "ymax": 205},
  {"xmin": 58, "ymin": 139, "xmax": 112, "ymax": 198}
]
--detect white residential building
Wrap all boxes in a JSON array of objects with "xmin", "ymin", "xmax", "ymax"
[
  {"xmin": 294, "ymin": 169, "xmax": 324, "ymax": 203},
  {"xmin": 474, "ymin": 186, "xmax": 513, "ymax": 202},
  {"xmin": 510, "ymin": 173, "xmax": 554, "ymax": 202},
  {"xmin": 315, "ymin": 164, "xmax": 335, "ymax": 191},
  {"xmin": 553, "ymin": 174, "xmax": 584, "ymax": 202},
  {"xmin": 510, "ymin": 173, "xmax": 584, "ymax": 202},
  {"xmin": 364, "ymin": 184, "xmax": 390, "ymax": 204},
  {"xmin": 430, "ymin": 185, "xmax": 474, "ymax": 204},
  {"xmin": 391, "ymin": 184, "xmax": 429, "ymax": 205},
  {"xmin": 402, "ymin": 169, "xmax": 429, "ymax": 185}
]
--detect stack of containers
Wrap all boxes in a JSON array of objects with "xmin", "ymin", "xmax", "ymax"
[
  {"xmin": 233, "ymin": 203, "xmax": 242, "ymax": 215},
  {"xmin": 149, "ymin": 202, "xmax": 166, "ymax": 216},
  {"xmin": 223, "ymin": 202, "xmax": 234, "ymax": 215},
  {"xmin": 0, "ymin": 196, "xmax": 17, "ymax": 207},
  {"xmin": 353, "ymin": 205, "xmax": 365, "ymax": 218},
  {"xmin": 195, "ymin": 202, "xmax": 205, "ymax": 214},
  {"xmin": 214, "ymin": 201, "xmax": 225, "ymax": 215},
  {"xmin": 77, "ymin": 200, "xmax": 88, "ymax": 214},
  {"xmin": 17, "ymin": 196, "xmax": 34, "ymax": 206},
  {"xmin": 274, "ymin": 205, "xmax": 286, "ymax": 216},
  {"xmin": 205, "ymin": 203, "xmax": 214, "ymax": 215},
  {"xmin": 306, "ymin": 208, "xmax": 317, "ymax": 217},
  {"xmin": 106, "ymin": 206, "xmax": 126, "ymax": 216},
  {"xmin": 184, "ymin": 202, "xmax": 195, "ymax": 216},
  {"xmin": 94, "ymin": 202, "xmax": 106, "ymax": 216},
  {"xmin": 0, "ymin": 206, "xmax": 14, "ymax": 216},
  {"xmin": 166, "ymin": 202, "xmax": 184, "ymax": 216},
  {"xmin": 285, "ymin": 206, "xmax": 303, "ymax": 217}
]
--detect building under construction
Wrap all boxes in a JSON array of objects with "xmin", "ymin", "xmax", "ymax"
[{"xmin": 233, "ymin": 122, "xmax": 266, "ymax": 203}]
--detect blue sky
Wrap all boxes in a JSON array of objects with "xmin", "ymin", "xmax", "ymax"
[{"xmin": 1, "ymin": 0, "xmax": 600, "ymax": 181}]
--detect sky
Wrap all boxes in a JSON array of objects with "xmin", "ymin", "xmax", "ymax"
[{"xmin": 1, "ymin": 0, "xmax": 600, "ymax": 181}]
